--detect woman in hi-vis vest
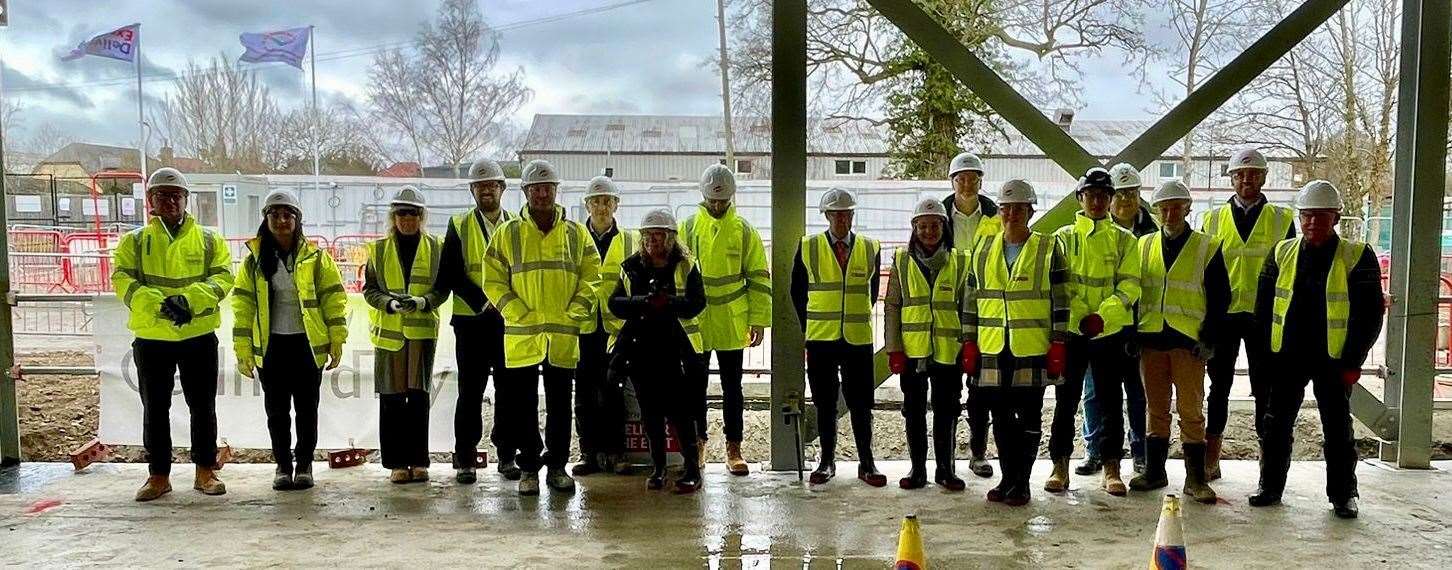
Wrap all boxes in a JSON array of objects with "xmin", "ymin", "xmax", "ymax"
[{"xmin": 363, "ymin": 186, "xmax": 448, "ymax": 484}]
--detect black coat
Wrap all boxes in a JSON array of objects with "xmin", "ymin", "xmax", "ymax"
[{"xmin": 607, "ymin": 249, "xmax": 707, "ymax": 371}]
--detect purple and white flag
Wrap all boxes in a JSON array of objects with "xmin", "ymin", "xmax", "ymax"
[
  {"xmin": 61, "ymin": 23, "xmax": 139, "ymax": 63},
  {"xmin": 238, "ymin": 26, "xmax": 311, "ymax": 69}
]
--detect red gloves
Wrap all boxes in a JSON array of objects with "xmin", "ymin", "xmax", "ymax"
[
  {"xmin": 961, "ymin": 341, "xmax": 980, "ymax": 376},
  {"xmin": 889, "ymin": 351, "xmax": 907, "ymax": 374},
  {"xmin": 1079, "ymin": 314, "xmax": 1105, "ymax": 337},
  {"xmin": 1046, "ymin": 341, "xmax": 1067, "ymax": 378},
  {"xmin": 1342, "ymin": 368, "xmax": 1361, "ymax": 387}
]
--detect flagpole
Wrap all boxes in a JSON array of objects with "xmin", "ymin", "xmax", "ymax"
[
  {"xmin": 310, "ymin": 26, "xmax": 319, "ymax": 195},
  {"xmin": 134, "ymin": 23, "xmax": 145, "ymax": 178}
]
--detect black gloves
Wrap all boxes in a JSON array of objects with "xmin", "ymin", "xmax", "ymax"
[{"xmin": 159, "ymin": 295, "xmax": 192, "ymax": 326}]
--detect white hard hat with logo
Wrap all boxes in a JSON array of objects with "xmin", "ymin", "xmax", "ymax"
[
  {"xmin": 948, "ymin": 152, "xmax": 985, "ymax": 177},
  {"xmin": 521, "ymin": 159, "xmax": 561, "ymax": 186},
  {"xmin": 699, "ymin": 164, "xmax": 737, "ymax": 200},
  {"xmin": 391, "ymin": 185, "xmax": 427, "ymax": 209},
  {"xmin": 147, "ymin": 167, "xmax": 189, "ymax": 193},
  {"xmin": 818, "ymin": 187, "xmax": 858, "ymax": 213},
  {"xmin": 1226, "ymin": 147, "xmax": 1268, "ymax": 173},
  {"xmin": 1295, "ymin": 179, "xmax": 1343, "ymax": 211},
  {"xmin": 1151, "ymin": 180, "xmax": 1192, "ymax": 205},
  {"xmin": 262, "ymin": 189, "xmax": 302, "ymax": 216},
  {"xmin": 1108, "ymin": 163, "xmax": 1142, "ymax": 190},
  {"xmin": 912, "ymin": 198, "xmax": 948, "ymax": 222},
  {"xmin": 468, "ymin": 158, "xmax": 506, "ymax": 183},
  {"xmin": 640, "ymin": 208, "xmax": 678, "ymax": 231},
  {"xmin": 583, "ymin": 176, "xmax": 621, "ymax": 201},
  {"xmin": 997, "ymin": 179, "xmax": 1037, "ymax": 205}
]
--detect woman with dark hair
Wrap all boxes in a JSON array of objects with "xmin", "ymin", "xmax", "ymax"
[{"xmin": 233, "ymin": 189, "xmax": 349, "ymax": 490}]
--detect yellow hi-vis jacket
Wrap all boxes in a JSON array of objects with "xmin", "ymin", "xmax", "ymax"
[
  {"xmin": 893, "ymin": 247, "xmax": 965, "ymax": 366},
  {"xmin": 1201, "ymin": 202, "xmax": 1294, "ymax": 314},
  {"xmin": 449, "ymin": 209, "xmax": 513, "ymax": 317},
  {"xmin": 1053, "ymin": 212, "xmax": 1141, "ymax": 338},
  {"xmin": 1269, "ymin": 237, "xmax": 1367, "ymax": 359},
  {"xmin": 1137, "ymin": 230, "xmax": 1215, "ymax": 339},
  {"xmin": 580, "ymin": 226, "xmax": 638, "ymax": 336},
  {"xmin": 964, "ymin": 232, "xmax": 1058, "ymax": 357},
  {"xmin": 232, "ymin": 238, "xmax": 349, "ymax": 367},
  {"xmin": 679, "ymin": 203, "xmax": 771, "ymax": 351},
  {"xmin": 801, "ymin": 232, "xmax": 878, "ymax": 345},
  {"xmin": 365, "ymin": 232, "xmax": 443, "ymax": 351},
  {"xmin": 110, "ymin": 215, "xmax": 233, "ymax": 341},
  {"xmin": 483, "ymin": 205, "xmax": 602, "ymax": 369}
]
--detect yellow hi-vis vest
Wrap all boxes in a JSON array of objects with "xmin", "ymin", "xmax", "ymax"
[
  {"xmin": 680, "ymin": 204, "xmax": 772, "ymax": 351},
  {"xmin": 1137, "ymin": 230, "xmax": 1215, "ymax": 339},
  {"xmin": 110, "ymin": 215, "xmax": 234, "ymax": 341},
  {"xmin": 1269, "ymin": 237, "xmax": 1366, "ymax": 359},
  {"xmin": 1202, "ymin": 202, "xmax": 1294, "ymax": 314},
  {"xmin": 971, "ymin": 232, "xmax": 1055, "ymax": 357},
  {"xmin": 895, "ymin": 248, "xmax": 964, "ymax": 365},
  {"xmin": 449, "ymin": 209, "xmax": 513, "ymax": 316},
  {"xmin": 802, "ymin": 232, "xmax": 878, "ymax": 345},
  {"xmin": 232, "ymin": 238, "xmax": 350, "ymax": 367},
  {"xmin": 1053, "ymin": 213, "xmax": 1141, "ymax": 338},
  {"xmin": 581, "ymin": 227, "xmax": 638, "ymax": 336},
  {"xmin": 614, "ymin": 255, "xmax": 705, "ymax": 353},
  {"xmin": 482, "ymin": 205, "xmax": 602, "ymax": 369},
  {"xmin": 366, "ymin": 233, "xmax": 442, "ymax": 351}
]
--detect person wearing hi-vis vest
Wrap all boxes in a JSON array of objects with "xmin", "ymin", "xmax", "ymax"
[
  {"xmin": 607, "ymin": 208, "xmax": 708, "ymax": 493},
  {"xmin": 1200, "ymin": 147, "xmax": 1295, "ymax": 480},
  {"xmin": 790, "ymin": 187, "xmax": 884, "ymax": 487},
  {"xmin": 572, "ymin": 175, "xmax": 635, "ymax": 478},
  {"xmin": 435, "ymin": 158, "xmax": 516, "ymax": 484},
  {"xmin": 233, "ymin": 189, "xmax": 349, "ymax": 492},
  {"xmin": 112, "ymin": 167, "xmax": 234, "ymax": 502},
  {"xmin": 942, "ymin": 151, "xmax": 1002, "ymax": 478},
  {"xmin": 961, "ymin": 179, "xmax": 1070, "ymax": 507},
  {"xmin": 1130, "ymin": 180, "xmax": 1230, "ymax": 505},
  {"xmin": 1046, "ymin": 167, "xmax": 1142, "ymax": 497},
  {"xmin": 1251, "ymin": 180, "xmax": 1383, "ymax": 520},
  {"xmin": 679, "ymin": 164, "xmax": 771, "ymax": 476},
  {"xmin": 483, "ymin": 159, "xmax": 603, "ymax": 496},
  {"xmin": 363, "ymin": 186, "xmax": 448, "ymax": 485},
  {"xmin": 885, "ymin": 198, "xmax": 968, "ymax": 491}
]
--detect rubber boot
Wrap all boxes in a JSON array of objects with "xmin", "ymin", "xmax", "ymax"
[
  {"xmin": 933, "ymin": 433, "xmax": 964, "ymax": 491},
  {"xmin": 193, "ymin": 467, "xmax": 226, "ymax": 496},
  {"xmin": 676, "ymin": 444, "xmax": 703, "ymax": 494},
  {"xmin": 1044, "ymin": 457, "xmax": 1070, "ymax": 492},
  {"xmin": 1007, "ymin": 432, "xmax": 1039, "ymax": 507},
  {"xmin": 1129, "ymin": 437, "xmax": 1169, "ymax": 491},
  {"xmin": 1182, "ymin": 442, "xmax": 1218, "ymax": 504},
  {"xmin": 134, "ymin": 475, "xmax": 172, "ymax": 502},
  {"xmin": 1249, "ymin": 438, "xmax": 1285, "ymax": 507},
  {"xmin": 1205, "ymin": 434, "xmax": 1224, "ymax": 481},
  {"xmin": 1102, "ymin": 460, "xmax": 1127, "ymax": 496},
  {"xmin": 546, "ymin": 466, "xmax": 576, "ymax": 492},
  {"xmin": 726, "ymin": 441, "xmax": 749, "ymax": 476},
  {"xmin": 900, "ymin": 436, "xmax": 928, "ymax": 490}
]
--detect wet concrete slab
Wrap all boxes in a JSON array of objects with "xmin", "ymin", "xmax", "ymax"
[{"xmin": 1, "ymin": 460, "xmax": 1447, "ymax": 568}]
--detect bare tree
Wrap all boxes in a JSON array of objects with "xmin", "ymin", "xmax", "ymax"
[
  {"xmin": 22, "ymin": 122, "xmax": 76, "ymax": 159},
  {"xmin": 152, "ymin": 54, "xmax": 283, "ymax": 172},
  {"xmin": 366, "ymin": 47, "xmax": 430, "ymax": 167}
]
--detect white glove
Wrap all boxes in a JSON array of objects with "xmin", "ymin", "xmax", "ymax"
[
  {"xmin": 387, "ymin": 299, "xmax": 404, "ymax": 313},
  {"xmin": 409, "ymin": 295, "xmax": 429, "ymax": 311}
]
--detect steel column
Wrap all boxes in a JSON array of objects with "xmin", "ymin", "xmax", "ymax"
[{"xmin": 770, "ymin": 0, "xmax": 809, "ymax": 471}]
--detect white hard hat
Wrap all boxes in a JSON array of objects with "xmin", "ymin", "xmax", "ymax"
[
  {"xmin": 1150, "ymin": 180, "xmax": 1192, "ymax": 205},
  {"xmin": 1226, "ymin": 147, "xmax": 1268, "ymax": 173},
  {"xmin": 699, "ymin": 164, "xmax": 737, "ymax": 200},
  {"xmin": 468, "ymin": 158, "xmax": 506, "ymax": 183},
  {"xmin": 639, "ymin": 208, "xmax": 678, "ymax": 231},
  {"xmin": 948, "ymin": 152, "xmax": 984, "ymax": 177},
  {"xmin": 583, "ymin": 176, "xmax": 621, "ymax": 201},
  {"xmin": 911, "ymin": 198, "xmax": 948, "ymax": 222},
  {"xmin": 262, "ymin": 189, "xmax": 302, "ymax": 215},
  {"xmin": 146, "ymin": 167, "xmax": 189, "ymax": 192},
  {"xmin": 1108, "ymin": 163, "xmax": 1142, "ymax": 190},
  {"xmin": 818, "ymin": 187, "xmax": 857, "ymax": 213},
  {"xmin": 997, "ymin": 179, "xmax": 1037, "ymax": 205},
  {"xmin": 1295, "ymin": 179, "xmax": 1343, "ymax": 211},
  {"xmin": 391, "ymin": 185, "xmax": 427, "ymax": 209},
  {"xmin": 521, "ymin": 159, "xmax": 561, "ymax": 186}
]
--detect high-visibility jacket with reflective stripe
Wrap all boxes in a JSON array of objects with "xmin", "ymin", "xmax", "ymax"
[
  {"xmin": 680, "ymin": 204, "xmax": 772, "ymax": 351},
  {"xmin": 894, "ymin": 248, "xmax": 964, "ymax": 365},
  {"xmin": 581, "ymin": 227, "xmax": 638, "ymax": 336},
  {"xmin": 366, "ymin": 233, "xmax": 442, "ymax": 351},
  {"xmin": 617, "ymin": 255, "xmax": 704, "ymax": 353},
  {"xmin": 801, "ymin": 233, "xmax": 878, "ymax": 345},
  {"xmin": 967, "ymin": 232, "xmax": 1057, "ymax": 356},
  {"xmin": 1137, "ymin": 230, "xmax": 1215, "ymax": 339},
  {"xmin": 1270, "ymin": 237, "xmax": 1366, "ymax": 359},
  {"xmin": 1053, "ymin": 213, "xmax": 1141, "ymax": 338},
  {"xmin": 110, "ymin": 215, "xmax": 234, "ymax": 341},
  {"xmin": 1202, "ymin": 203, "xmax": 1294, "ymax": 314},
  {"xmin": 232, "ymin": 238, "xmax": 350, "ymax": 367},
  {"xmin": 449, "ymin": 209, "xmax": 513, "ymax": 316},
  {"xmin": 483, "ymin": 205, "xmax": 602, "ymax": 369}
]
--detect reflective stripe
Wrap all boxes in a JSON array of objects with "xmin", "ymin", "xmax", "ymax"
[
  {"xmin": 207, "ymin": 281, "xmax": 225, "ymax": 299},
  {"xmin": 372, "ymin": 327, "xmax": 405, "ymax": 340},
  {"xmin": 318, "ymin": 284, "xmax": 345, "ymax": 297},
  {"xmin": 136, "ymin": 273, "xmax": 209, "ymax": 288},
  {"xmin": 1070, "ymin": 274, "xmax": 1112, "ymax": 287},
  {"xmin": 302, "ymin": 299, "xmax": 320, "ymax": 309},
  {"xmin": 746, "ymin": 269, "xmax": 770, "ymax": 280},
  {"xmin": 930, "ymin": 301, "xmax": 957, "ymax": 312},
  {"xmin": 401, "ymin": 318, "xmax": 435, "ymax": 328},
  {"xmin": 115, "ymin": 268, "xmax": 140, "ymax": 279},
  {"xmin": 702, "ymin": 274, "xmax": 743, "ymax": 287},
  {"xmin": 312, "ymin": 343, "xmax": 332, "ymax": 355},
  {"xmin": 232, "ymin": 327, "xmax": 252, "ymax": 339},
  {"xmin": 976, "ymin": 318, "xmax": 1052, "ymax": 329},
  {"xmin": 121, "ymin": 281, "xmax": 140, "ymax": 307},
  {"xmin": 325, "ymin": 317, "xmax": 347, "ymax": 327},
  {"xmin": 234, "ymin": 288, "xmax": 257, "ymax": 300},
  {"xmin": 807, "ymin": 282, "xmax": 839, "ymax": 291},
  {"xmin": 746, "ymin": 282, "xmax": 771, "ymax": 294},
  {"xmin": 519, "ymin": 260, "xmax": 578, "ymax": 273},
  {"xmin": 901, "ymin": 322, "xmax": 933, "ymax": 332},
  {"xmin": 708, "ymin": 286, "xmax": 748, "ymax": 305},
  {"xmin": 1326, "ymin": 292, "xmax": 1350, "ymax": 302},
  {"xmin": 496, "ymin": 291, "xmax": 521, "ymax": 310},
  {"xmin": 807, "ymin": 311, "xmax": 870, "ymax": 323},
  {"xmin": 504, "ymin": 323, "xmax": 581, "ymax": 335}
]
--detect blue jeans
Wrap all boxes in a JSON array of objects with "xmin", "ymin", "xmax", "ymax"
[{"xmin": 1082, "ymin": 368, "xmax": 1147, "ymax": 459}]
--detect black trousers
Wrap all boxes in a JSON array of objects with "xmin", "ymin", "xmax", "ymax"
[
  {"xmin": 379, "ymin": 389, "xmax": 430, "ymax": 469},
  {"xmin": 258, "ymin": 333, "xmax": 322, "ymax": 470},
  {"xmin": 134, "ymin": 333, "xmax": 219, "ymax": 476},
  {"xmin": 1050, "ymin": 333, "xmax": 1134, "ymax": 461},
  {"xmin": 693, "ymin": 349, "xmax": 745, "ymax": 443},
  {"xmin": 452, "ymin": 313, "xmax": 508, "ymax": 467},
  {"xmin": 984, "ymin": 386, "xmax": 1046, "ymax": 486},
  {"xmin": 631, "ymin": 352, "xmax": 702, "ymax": 471},
  {"xmin": 575, "ymin": 329, "xmax": 626, "ymax": 457},
  {"xmin": 900, "ymin": 359, "xmax": 962, "ymax": 470},
  {"xmin": 1207, "ymin": 312, "xmax": 1272, "ymax": 436},
  {"xmin": 501, "ymin": 363, "xmax": 574, "ymax": 472},
  {"xmin": 806, "ymin": 339, "xmax": 876, "ymax": 462},
  {"xmin": 1260, "ymin": 356, "xmax": 1358, "ymax": 502},
  {"xmin": 965, "ymin": 383, "xmax": 990, "ymax": 458}
]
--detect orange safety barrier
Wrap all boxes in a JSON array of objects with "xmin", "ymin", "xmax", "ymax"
[
  {"xmin": 8, "ymin": 230, "xmax": 67, "ymax": 293},
  {"xmin": 331, "ymin": 234, "xmax": 383, "ymax": 292},
  {"xmin": 61, "ymin": 232, "xmax": 120, "ymax": 293}
]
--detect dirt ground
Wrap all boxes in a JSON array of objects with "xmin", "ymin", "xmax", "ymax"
[{"xmin": 16, "ymin": 350, "xmax": 1452, "ymax": 465}]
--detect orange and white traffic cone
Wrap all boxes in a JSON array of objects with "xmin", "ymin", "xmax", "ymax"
[
  {"xmin": 1150, "ymin": 494, "xmax": 1187, "ymax": 569},
  {"xmin": 893, "ymin": 514, "xmax": 926, "ymax": 570}
]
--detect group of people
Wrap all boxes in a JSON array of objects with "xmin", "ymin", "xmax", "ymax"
[{"xmin": 111, "ymin": 146, "xmax": 1382, "ymax": 519}]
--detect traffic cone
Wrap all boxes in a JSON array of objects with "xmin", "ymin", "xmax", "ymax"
[
  {"xmin": 1150, "ymin": 494, "xmax": 1187, "ymax": 570},
  {"xmin": 893, "ymin": 514, "xmax": 926, "ymax": 570}
]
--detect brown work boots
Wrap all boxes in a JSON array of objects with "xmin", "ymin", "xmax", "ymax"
[
  {"xmin": 725, "ymin": 441, "xmax": 749, "ymax": 476},
  {"xmin": 134, "ymin": 467, "xmax": 225, "ymax": 502},
  {"xmin": 194, "ymin": 467, "xmax": 227, "ymax": 495}
]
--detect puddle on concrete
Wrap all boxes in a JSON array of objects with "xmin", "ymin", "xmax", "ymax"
[
  {"xmin": 1026, "ymin": 515, "xmax": 1055, "ymax": 536},
  {"xmin": 703, "ymin": 532, "xmax": 846, "ymax": 569}
]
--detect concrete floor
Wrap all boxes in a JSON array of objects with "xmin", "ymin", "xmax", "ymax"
[{"xmin": 1, "ymin": 461, "xmax": 1448, "ymax": 568}]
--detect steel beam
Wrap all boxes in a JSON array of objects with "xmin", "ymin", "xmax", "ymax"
[
  {"xmin": 0, "ymin": 116, "xmax": 17, "ymax": 466},
  {"xmin": 1350, "ymin": 383, "xmax": 1398, "ymax": 441},
  {"xmin": 770, "ymin": 0, "xmax": 809, "ymax": 471}
]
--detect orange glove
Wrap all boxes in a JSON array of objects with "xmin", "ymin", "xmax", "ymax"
[
  {"xmin": 1079, "ymin": 314, "xmax": 1105, "ymax": 337},
  {"xmin": 1046, "ymin": 341, "xmax": 1067, "ymax": 378},
  {"xmin": 889, "ymin": 351, "xmax": 907, "ymax": 374},
  {"xmin": 1342, "ymin": 368, "xmax": 1361, "ymax": 387},
  {"xmin": 961, "ymin": 341, "xmax": 980, "ymax": 376}
]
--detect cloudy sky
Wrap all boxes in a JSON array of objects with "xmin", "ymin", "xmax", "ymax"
[{"xmin": 0, "ymin": 0, "xmax": 1161, "ymax": 160}]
